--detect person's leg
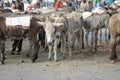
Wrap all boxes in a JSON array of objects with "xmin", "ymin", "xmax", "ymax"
[
  {"xmin": 11, "ymin": 40, "xmax": 18, "ymax": 55},
  {"xmin": 17, "ymin": 39, "xmax": 23, "ymax": 54}
]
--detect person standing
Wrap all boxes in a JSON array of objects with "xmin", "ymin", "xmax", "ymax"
[
  {"xmin": 11, "ymin": 39, "xmax": 23, "ymax": 55},
  {"xmin": 14, "ymin": 0, "xmax": 24, "ymax": 11},
  {"xmin": 92, "ymin": 0, "xmax": 99, "ymax": 8},
  {"xmin": 85, "ymin": 0, "xmax": 93, "ymax": 11},
  {"xmin": 11, "ymin": 27, "xmax": 28, "ymax": 55},
  {"xmin": 78, "ymin": 0, "xmax": 82, "ymax": 10},
  {"xmin": 19, "ymin": 0, "xmax": 24, "ymax": 11},
  {"xmin": 71, "ymin": 0, "xmax": 76, "ymax": 11},
  {"xmin": 11, "ymin": 1, "xmax": 15, "ymax": 10},
  {"xmin": 66, "ymin": 0, "xmax": 73, "ymax": 11},
  {"xmin": 53, "ymin": 0, "xmax": 62, "ymax": 10},
  {"xmin": 26, "ymin": 0, "xmax": 33, "ymax": 11},
  {"xmin": 11, "ymin": 1, "xmax": 18, "ymax": 12},
  {"xmin": 98, "ymin": 0, "xmax": 106, "ymax": 8},
  {"xmin": 79, "ymin": 0, "xmax": 87, "ymax": 12},
  {"xmin": 32, "ymin": 0, "xmax": 40, "ymax": 9}
]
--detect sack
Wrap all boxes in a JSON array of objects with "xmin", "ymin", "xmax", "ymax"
[
  {"xmin": 12, "ymin": 27, "xmax": 23, "ymax": 38},
  {"xmin": 7, "ymin": 25, "xmax": 24, "ymax": 40}
]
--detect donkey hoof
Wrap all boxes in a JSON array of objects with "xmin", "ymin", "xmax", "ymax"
[
  {"xmin": 69, "ymin": 56, "xmax": 73, "ymax": 60},
  {"xmin": 110, "ymin": 60, "xmax": 115, "ymax": 64},
  {"xmin": 16, "ymin": 51, "xmax": 21, "ymax": 55},
  {"xmin": 94, "ymin": 48, "xmax": 97, "ymax": 51},
  {"xmin": 35, "ymin": 56, "xmax": 38, "ymax": 60},
  {"xmin": 31, "ymin": 61, "xmax": 35, "ymax": 63},
  {"xmin": 90, "ymin": 49, "xmax": 93, "ymax": 53},
  {"xmin": 31, "ymin": 59, "xmax": 36, "ymax": 63},
  {"xmin": 26, "ymin": 54, "xmax": 30, "ymax": 57},
  {"xmin": 44, "ymin": 47, "xmax": 48, "ymax": 51},
  {"xmin": 3, "ymin": 57, "xmax": 6, "ymax": 60},
  {"xmin": 48, "ymin": 58, "xmax": 52, "ymax": 61},
  {"xmin": 54, "ymin": 59, "xmax": 58, "ymax": 62},
  {"xmin": 11, "ymin": 52, "xmax": 14, "ymax": 55},
  {"xmin": 62, "ymin": 56, "xmax": 66, "ymax": 59},
  {"xmin": 110, "ymin": 59, "xmax": 120, "ymax": 64},
  {"xmin": 1, "ymin": 61, "xmax": 4, "ymax": 65},
  {"xmin": 106, "ymin": 40, "xmax": 109, "ymax": 44},
  {"xmin": 114, "ymin": 59, "xmax": 120, "ymax": 63},
  {"xmin": 76, "ymin": 51, "xmax": 81, "ymax": 54},
  {"xmin": 79, "ymin": 50, "xmax": 82, "ymax": 53}
]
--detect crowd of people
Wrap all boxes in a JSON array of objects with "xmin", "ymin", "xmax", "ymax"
[
  {"xmin": 1, "ymin": 0, "xmax": 118, "ymax": 12},
  {"xmin": 52, "ymin": 0, "xmax": 118, "ymax": 12},
  {"xmin": 11, "ymin": 0, "xmax": 36, "ymax": 12},
  {"xmin": 11, "ymin": 0, "xmax": 24, "ymax": 12},
  {"xmin": 53, "ymin": 0, "xmax": 76, "ymax": 11},
  {"xmin": 0, "ymin": 0, "xmax": 42, "ymax": 12}
]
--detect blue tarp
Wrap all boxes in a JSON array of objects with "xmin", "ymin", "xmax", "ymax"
[{"xmin": 105, "ymin": 0, "xmax": 113, "ymax": 4}]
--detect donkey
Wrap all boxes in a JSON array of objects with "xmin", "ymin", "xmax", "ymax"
[
  {"xmin": 82, "ymin": 12, "xmax": 110, "ymax": 53},
  {"xmin": 37, "ymin": 15, "xmax": 66, "ymax": 61},
  {"xmin": 108, "ymin": 13, "xmax": 120, "ymax": 63},
  {"xmin": 66, "ymin": 12, "xmax": 83, "ymax": 59},
  {"xmin": 0, "ymin": 16, "xmax": 45, "ymax": 64}
]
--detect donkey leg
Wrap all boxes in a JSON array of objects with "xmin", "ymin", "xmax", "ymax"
[
  {"xmin": 105, "ymin": 29, "xmax": 109, "ymax": 44},
  {"xmin": 0, "ymin": 53, "xmax": 4, "ymax": 64},
  {"xmin": 1, "ymin": 41, "xmax": 5, "ymax": 64},
  {"xmin": 85, "ymin": 31, "xmax": 90, "ymax": 49},
  {"xmin": 54, "ymin": 39, "xmax": 58, "ymax": 62},
  {"xmin": 11, "ymin": 40, "xmax": 18, "ymax": 55},
  {"xmin": 16, "ymin": 39, "xmax": 23, "ymax": 55},
  {"xmin": 110, "ymin": 36, "xmax": 119, "ymax": 63},
  {"xmin": 79, "ymin": 30, "xmax": 83, "ymax": 52},
  {"xmin": 76, "ymin": 31, "xmax": 81, "ymax": 54},
  {"xmin": 44, "ymin": 37, "xmax": 48, "ymax": 51},
  {"xmin": 95, "ymin": 32, "xmax": 98, "ymax": 51},
  {"xmin": 99, "ymin": 29, "xmax": 102, "ymax": 44},
  {"xmin": 41, "ymin": 39, "xmax": 45, "ymax": 48},
  {"xmin": 82, "ymin": 29, "xmax": 84, "ymax": 49},
  {"xmin": 69, "ymin": 46, "xmax": 72, "ymax": 60},
  {"xmin": 61, "ymin": 36, "xmax": 64, "ymax": 54},
  {"xmin": 63, "ymin": 38, "xmax": 67, "ymax": 59},
  {"xmin": 61, "ymin": 35, "xmax": 66, "ymax": 59},
  {"xmin": 69, "ymin": 37, "xmax": 74, "ymax": 60},
  {"xmin": 26, "ymin": 41, "xmax": 33, "ymax": 57},
  {"xmin": 48, "ymin": 43, "xmax": 52, "ymax": 61},
  {"xmin": 90, "ymin": 32, "xmax": 94, "ymax": 53},
  {"xmin": 31, "ymin": 42, "xmax": 39, "ymax": 63}
]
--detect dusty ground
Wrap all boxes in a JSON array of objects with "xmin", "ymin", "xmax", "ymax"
[{"xmin": 0, "ymin": 30, "xmax": 120, "ymax": 80}]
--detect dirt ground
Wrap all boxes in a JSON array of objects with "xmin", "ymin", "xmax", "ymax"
[{"xmin": 0, "ymin": 30, "xmax": 120, "ymax": 80}]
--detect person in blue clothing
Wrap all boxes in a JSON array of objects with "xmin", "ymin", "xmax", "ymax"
[
  {"xmin": 67, "ymin": 0, "xmax": 73, "ymax": 7},
  {"xmin": 66, "ymin": 0, "xmax": 75, "ymax": 11},
  {"xmin": 99, "ymin": 0, "xmax": 106, "ymax": 7}
]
